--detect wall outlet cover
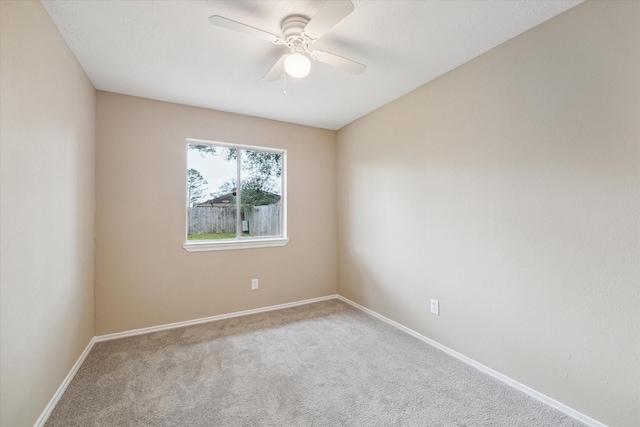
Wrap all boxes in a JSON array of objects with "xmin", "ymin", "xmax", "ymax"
[{"xmin": 430, "ymin": 299, "xmax": 439, "ymax": 315}]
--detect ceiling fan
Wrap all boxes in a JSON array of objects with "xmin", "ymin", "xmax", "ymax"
[{"xmin": 209, "ymin": 0, "xmax": 366, "ymax": 80}]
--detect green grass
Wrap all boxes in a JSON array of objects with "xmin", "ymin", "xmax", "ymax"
[{"xmin": 187, "ymin": 232, "xmax": 237, "ymax": 240}]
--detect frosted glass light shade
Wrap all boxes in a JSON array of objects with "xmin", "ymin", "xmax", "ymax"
[{"xmin": 284, "ymin": 53, "xmax": 311, "ymax": 78}]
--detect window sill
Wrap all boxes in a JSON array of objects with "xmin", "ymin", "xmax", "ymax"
[{"xmin": 182, "ymin": 237, "xmax": 289, "ymax": 252}]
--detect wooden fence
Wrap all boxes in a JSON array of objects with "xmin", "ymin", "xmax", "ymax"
[{"xmin": 188, "ymin": 204, "xmax": 281, "ymax": 236}]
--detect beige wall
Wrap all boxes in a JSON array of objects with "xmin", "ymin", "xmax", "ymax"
[
  {"xmin": 0, "ymin": 1, "xmax": 96, "ymax": 426},
  {"xmin": 337, "ymin": 2, "xmax": 639, "ymax": 426},
  {"xmin": 95, "ymin": 92, "xmax": 337, "ymax": 335}
]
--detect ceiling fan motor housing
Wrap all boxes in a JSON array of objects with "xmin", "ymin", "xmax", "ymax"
[{"xmin": 281, "ymin": 15, "xmax": 312, "ymax": 48}]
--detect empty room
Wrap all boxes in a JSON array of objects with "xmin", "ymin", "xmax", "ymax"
[{"xmin": 1, "ymin": 0, "xmax": 638, "ymax": 426}]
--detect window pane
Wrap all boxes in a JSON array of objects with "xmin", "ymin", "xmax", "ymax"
[
  {"xmin": 239, "ymin": 149, "xmax": 282, "ymax": 238},
  {"xmin": 187, "ymin": 144, "xmax": 237, "ymax": 240}
]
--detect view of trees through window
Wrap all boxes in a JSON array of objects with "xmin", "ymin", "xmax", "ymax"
[{"xmin": 187, "ymin": 141, "xmax": 284, "ymax": 241}]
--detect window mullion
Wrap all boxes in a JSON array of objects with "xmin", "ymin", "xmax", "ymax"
[{"xmin": 235, "ymin": 149, "xmax": 242, "ymax": 239}]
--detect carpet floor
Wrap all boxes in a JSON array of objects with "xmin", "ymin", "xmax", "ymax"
[{"xmin": 45, "ymin": 299, "xmax": 586, "ymax": 426}]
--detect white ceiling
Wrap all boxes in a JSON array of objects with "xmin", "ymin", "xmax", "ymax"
[{"xmin": 41, "ymin": 0, "xmax": 582, "ymax": 130}]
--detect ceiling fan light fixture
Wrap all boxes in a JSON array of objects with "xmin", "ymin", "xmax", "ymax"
[{"xmin": 284, "ymin": 52, "xmax": 311, "ymax": 78}]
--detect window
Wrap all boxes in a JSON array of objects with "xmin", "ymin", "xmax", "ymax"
[{"xmin": 183, "ymin": 139, "xmax": 287, "ymax": 252}]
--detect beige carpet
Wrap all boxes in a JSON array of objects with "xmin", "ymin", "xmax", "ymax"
[{"xmin": 45, "ymin": 299, "xmax": 585, "ymax": 426}]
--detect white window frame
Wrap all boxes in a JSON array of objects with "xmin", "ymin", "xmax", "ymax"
[{"xmin": 183, "ymin": 138, "xmax": 288, "ymax": 252}]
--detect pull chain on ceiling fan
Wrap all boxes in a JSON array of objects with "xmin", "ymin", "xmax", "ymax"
[{"xmin": 209, "ymin": 0, "xmax": 366, "ymax": 80}]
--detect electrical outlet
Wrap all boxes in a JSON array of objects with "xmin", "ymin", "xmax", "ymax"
[
  {"xmin": 251, "ymin": 279, "xmax": 259, "ymax": 290},
  {"xmin": 430, "ymin": 299, "xmax": 439, "ymax": 315}
]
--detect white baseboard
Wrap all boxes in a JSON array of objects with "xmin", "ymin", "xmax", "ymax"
[
  {"xmin": 34, "ymin": 337, "xmax": 96, "ymax": 427},
  {"xmin": 336, "ymin": 295, "xmax": 607, "ymax": 427},
  {"xmin": 95, "ymin": 294, "xmax": 338, "ymax": 342}
]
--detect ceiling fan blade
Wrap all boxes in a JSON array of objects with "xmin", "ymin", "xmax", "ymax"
[
  {"xmin": 313, "ymin": 50, "xmax": 366, "ymax": 75},
  {"xmin": 263, "ymin": 55, "xmax": 287, "ymax": 81},
  {"xmin": 209, "ymin": 15, "xmax": 280, "ymax": 43},
  {"xmin": 303, "ymin": 0, "xmax": 354, "ymax": 40}
]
